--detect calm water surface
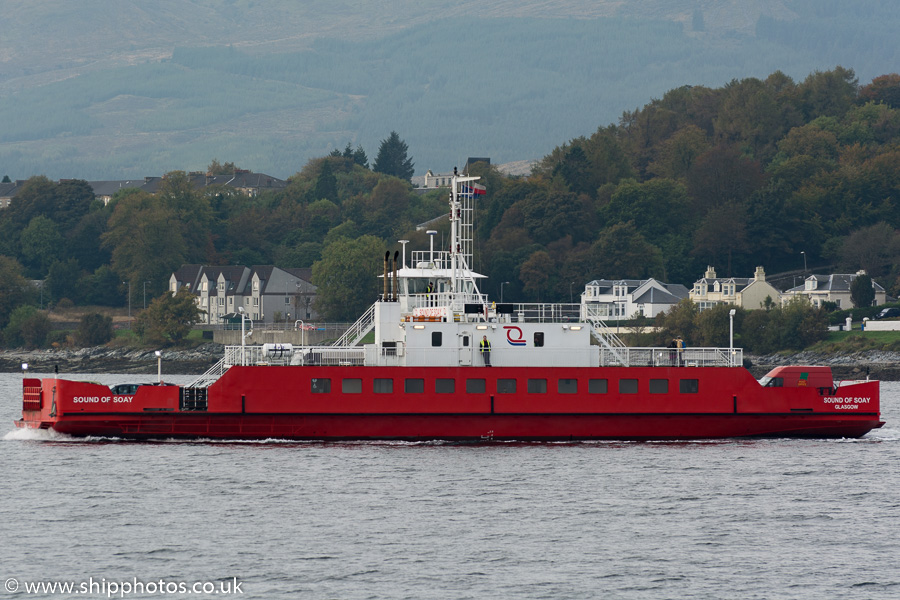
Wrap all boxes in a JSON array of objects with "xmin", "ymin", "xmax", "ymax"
[{"xmin": 1, "ymin": 372, "xmax": 899, "ymax": 599}]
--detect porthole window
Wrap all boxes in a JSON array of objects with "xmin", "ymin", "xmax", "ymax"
[
  {"xmin": 435, "ymin": 379, "xmax": 455, "ymax": 393},
  {"xmin": 619, "ymin": 379, "xmax": 638, "ymax": 394},
  {"xmin": 405, "ymin": 378, "xmax": 425, "ymax": 393},
  {"xmin": 466, "ymin": 379, "xmax": 486, "ymax": 393},
  {"xmin": 589, "ymin": 379, "xmax": 608, "ymax": 394},
  {"xmin": 342, "ymin": 378, "xmax": 362, "ymax": 393},
  {"xmin": 311, "ymin": 379, "xmax": 331, "ymax": 394},
  {"xmin": 558, "ymin": 379, "xmax": 577, "ymax": 394}
]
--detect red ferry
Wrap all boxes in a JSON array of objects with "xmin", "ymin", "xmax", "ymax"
[{"xmin": 15, "ymin": 175, "xmax": 883, "ymax": 440}]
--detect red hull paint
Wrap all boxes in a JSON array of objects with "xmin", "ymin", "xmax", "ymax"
[
  {"xmin": 16, "ymin": 365, "xmax": 884, "ymax": 440},
  {"xmin": 33, "ymin": 413, "xmax": 880, "ymax": 441}
]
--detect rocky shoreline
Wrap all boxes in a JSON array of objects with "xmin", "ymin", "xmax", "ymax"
[
  {"xmin": 0, "ymin": 343, "xmax": 225, "ymax": 376},
  {"xmin": 1, "ymin": 344, "xmax": 898, "ymax": 380}
]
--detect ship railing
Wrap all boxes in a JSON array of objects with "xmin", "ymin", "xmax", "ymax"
[
  {"xmin": 221, "ymin": 345, "xmax": 367, "ymax": 367},
  {"xmin": 186, "ymin": 357, "xmax": 227, "ymax": 388},
  {"xmin": 224, "ymin": 345, "xmax": 293, "ymax": 367},
  {"xmin": 410, "ymin": 250, "xmax": 452, "ymax": 269},
  {"xmin": 599, "ymin": 347, "xmax": 744, "ymax": 368},
  {"xmin": 293, "ymin": 346, "xmax": 366, "ymax": 366},
  {"xmin": 332, "ymin": 303, "xmax": 376, "ymax": 347}
]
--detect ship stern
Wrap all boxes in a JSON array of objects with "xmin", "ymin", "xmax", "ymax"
[{"xmin": 16, "ymin": 378, "xmax": 58, "ymax": 431}]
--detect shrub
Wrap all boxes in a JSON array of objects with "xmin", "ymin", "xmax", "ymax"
[{"xmin": 74, "ymin": 313, "xmax": 113, "ymax": 346}]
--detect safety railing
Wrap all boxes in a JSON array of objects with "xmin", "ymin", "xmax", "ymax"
[{"xmin": 599, "ymin": 347, "xmax": 743, "ymax": 368}]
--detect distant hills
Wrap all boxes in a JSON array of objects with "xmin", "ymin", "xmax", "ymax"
[{"xmin": 1, "ymin": 0, "xmax": 899, "ymax": 179}]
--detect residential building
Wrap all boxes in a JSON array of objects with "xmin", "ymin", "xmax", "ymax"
[
  {"xmin": 689, "ymin": 266, "xmax": 781, "ymax": 311},
  {"xmin": 0, "ymin": 180, "xmax": 25, "ymax": 209},
  {"xmin": 170, "ymin": 265, "xmax": 318, "ymax": 325},
  {"xmin": 581, "ymin": 278, "xmax": 689, "ymax": 320},
  {"xmin": 781, "ymin": 270, "xmax": 886, "ymax": 309}
]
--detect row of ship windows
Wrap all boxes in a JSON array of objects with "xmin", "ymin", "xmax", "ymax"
[{"xmin": 309, "ymin": 378, "xmax": 701, "ymax": 395}]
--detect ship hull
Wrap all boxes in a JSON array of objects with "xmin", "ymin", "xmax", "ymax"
[
  {"xmin": 16, "ymin": 365, "xmax": 884, "ymax": 441},
  {"xmin": 23, "ymin": 412, "xmax": 881, "ymax": 441}
]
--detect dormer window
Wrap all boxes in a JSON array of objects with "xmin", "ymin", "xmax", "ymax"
[{"xmin": 805, "ymin": 279, "xmax": 816, "ymax": 291}]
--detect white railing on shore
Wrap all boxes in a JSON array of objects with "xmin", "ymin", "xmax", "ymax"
[{"xmin": 600, "ymin": 347, "xmax": 743, "ymax": 368}]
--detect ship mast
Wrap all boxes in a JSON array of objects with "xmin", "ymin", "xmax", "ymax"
[{"xmin": 449, "ymin": 174, "xmax": 481, "ymax": 305}]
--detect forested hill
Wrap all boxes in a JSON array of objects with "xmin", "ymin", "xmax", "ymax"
[
  {"xmin": 2, "ymin": 1, "xmax": 900, "ymax": 179},
  {"xmin": 2, "ymin": 66, "xmax": 900, "ymax": 330}
]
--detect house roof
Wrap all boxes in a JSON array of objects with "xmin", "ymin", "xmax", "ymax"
[
  {"xmin": 632, "ymin": 287, "xmax": 682, "ymax": 305},
  {"xmin": 785, "ymin": 273, "xmax": 885, "ymax": 293}
]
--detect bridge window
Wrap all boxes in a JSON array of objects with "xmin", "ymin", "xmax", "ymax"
[
  {"xmin": 558, "ymin": 379, "xmax": 577, "ymax": 394},
  {"xmin": 405, "ymin": 378, "xmax": 424, "ymax": 393},
  {"xmin": 374, "ymin": 378, "xmax": 393, "ymax": 394},
  {"xmin": 649, "ymin": 379, "xmax": 668, "ymax": 394},
  {"xmin": 342, "ymin": 378, "xmax": 362, "ymax": 393},
  {"xmin": 435, "ymin": 379, "xmax": 455, "ymax": 393},
  {"xmin": 466, "ymin": 379, "xmax": 486, "ymax": 393},
  {"xmin": 619, "ymin": 379, "xmax": 638, "ymax": 394},
  {"xmin": 680, "ymin": 379, "xmax": 699, "ymax": 393},
  {"xmin": 311, "ymin": 378, "xmax": 331, "ymax": 394},
  {"xmin": 589, "ymin": 379, "xmax": 608, "ymax": 394},
  {"xmin": 497, "ymin": 379, "xmax": 516, "ymax": 394},
  {"xmin": 528, "ymin": 379, "xmax": 547, "ymax": 393},
  {"xmin": 432, "ymin": 332, "xmax": 442, "ymax": 347}
]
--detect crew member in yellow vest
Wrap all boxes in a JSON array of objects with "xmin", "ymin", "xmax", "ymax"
[{"xmin": 480, "ymin": 335, "xmax": 492, "ymax": 367}]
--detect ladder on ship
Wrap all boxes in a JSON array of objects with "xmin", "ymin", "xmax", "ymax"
[
  {"xmin": 180, "ymin": 357, "xmax": 228, "ymax": 411},
  {"xmin": 332, "ymin": 303, "xmax": 376, "ymax": 347},
  {"xmin": 586, "ymin": 316, "xmax": 629, "ymax": 366}
]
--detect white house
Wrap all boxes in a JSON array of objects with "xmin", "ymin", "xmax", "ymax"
[
  {"xmin": 581, "ymin": 278, "xmax": 689, "ymax": 320},
  {"xmin": 781, "ymin": 270, "xmax": 886, "ymax": 309}
]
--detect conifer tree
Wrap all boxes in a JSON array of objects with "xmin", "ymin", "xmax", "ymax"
[{"xmin": 373, "ymin": 131, "xmax": 414, "ymax": 181}]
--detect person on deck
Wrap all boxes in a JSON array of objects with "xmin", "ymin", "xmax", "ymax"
[{"xmin": 480, "ymin": 335, "xmax": 492, "ymax": 367}]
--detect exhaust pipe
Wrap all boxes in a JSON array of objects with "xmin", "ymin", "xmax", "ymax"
[
  {"xmin": 383, "ymin": 251, "xmax": 390, "ymax": 301},
  {"xmin": 393, "ymin": 250, "xmax": 400, "ymax": 301}
]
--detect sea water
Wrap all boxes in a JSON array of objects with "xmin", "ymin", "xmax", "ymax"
[{"xmin": 1, "ymin": 372, "xmax": 898, "ymax": 599}]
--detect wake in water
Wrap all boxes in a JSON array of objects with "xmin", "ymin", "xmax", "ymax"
[{"xmin": 3, "ymin": 427, "xmax": 73, "ymax": 442}]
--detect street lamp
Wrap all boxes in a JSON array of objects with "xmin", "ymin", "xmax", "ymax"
[
  {"xmin": 238, "ymin": 307, "xmax": 252, "ymax": 365},
  {"xmin": 729, "ymin": 308, "xmax": 736, "ymax": 365},
  {"xmin": 569, "ymin": 282, "xmax": 576, "ymax": 304},
  {"xmin": 155, "ymin": 350, "xmax": 162, "ymax": 383},
  {"xmin": 501, "ymin": 281, "xmax": 510, "ymax": 303},
  {"xmin": 122, "ymin": 281, "xmax": 131, "ymax": 319},
  {"xmin": 801, "ymin": 251, "xmax": 807, "ymax": 273},
  {"xmin": 143, "ymin": 280, "xmax": 151, "ymax": 310}
]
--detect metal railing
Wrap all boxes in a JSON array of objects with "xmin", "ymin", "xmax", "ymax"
[
  {"xmin": 599, "ymin": 347, "xmax": 743, "ymax": 368},
  {"xmin": 186, "ymin": 357, "xmax": 227, "ymax": 388},
  {"xmin": 220, "ymin": 345, "xmax": 366, "ymax": 367},
  {"xmin": 332, "ymin": 303, "xmax": 376, "ymax": 347}
]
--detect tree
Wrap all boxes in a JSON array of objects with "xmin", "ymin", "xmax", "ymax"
[
  {"xmin": 373, "ymin": 132, "xmax": 414, "ymax": 181},
  {"xmin": 313, "ymin": 159, "xmax": 338, "ymax": 202},
  {"xmin": 20, "ymin": 215, "xmax": 63, "ymax": 275},
  {"xmin": 850, "ymin": 273, "xmax": 876, "ymax": 308},
  {"xmin": 47, "ymin": 258, "xmax": 82, "ymax": 304},
  {"xmin": 134, "ymin": 288, "xmax": 205, "ymax": 346},
  {"xmin": 0, "ymin": 255, "xmax": 33, "ymax": 328},
  {"xmin": 3, "ymin": 305, "xmax": 50, "ymax": 349},
  {"xmin": 311, "ymin": 236, "xmax": 385, "ymax": 321},
  {"xmin": 75, "ymin": 313, "xmax": 113, "ymax": 346},
  {"xmin": 519, "ymin": 250, "xmax": 553, "ymax": 300},
  {"xmin": 207, "ymin": 159, "xmax": 238, "ymax": 175}
]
